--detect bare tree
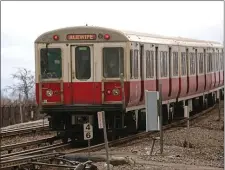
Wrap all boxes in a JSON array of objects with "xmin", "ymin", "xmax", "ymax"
[
  {"xmin": 1, "ymin": 90, "xmax": 11, "ymax": 105},
  {"xmin": 4, "ymin": 68, "xmax": 35, "ymax": 101}
]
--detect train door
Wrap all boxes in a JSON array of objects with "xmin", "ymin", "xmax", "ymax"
[
  {"xmin": 195, "ymin": 49, "xmax": 198, "ymax": 91},
  {"xmin": 204, "ymin": 48, "xmax": 207, "ymax": 90},
  {"xmin": 186, "ymin": 48, "xmax": 189, "ymax": 94},
  {"xmin": 155, "ymin": 46, "xmax": 159, "ymax": 90},
  {"xmin": 102, "ymin": 46, "xmax": 125, "ymax": 103},
  {"xmin": 37, "ymin": 44, "xmax": 65, "ymax": 105},
  {"xmin": 140, "ymin": 44, "xmax": 145, "ymax": 102},
  {"xmin": 71, "ymin": 45, "xmax": 97, "ymax": 104},
  {"xmin": 168, "ymin": 47, "xmax": 172, "ymax": 97}
]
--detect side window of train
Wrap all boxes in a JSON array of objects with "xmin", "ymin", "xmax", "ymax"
[
  {"xmin": 181, "ymin": 52, "xmax": 187, "ymax": 76},
  {"xmin": 221, "ymin": 51, "xmax": 224, "ymax": 70},
  {"xmin": 146, "ymin": 50, "xmax": 150, "ymax": 78},
  {"xmin": 199, "ymin": 53, "xmax": 204, "ymax": 74},
  {"xmin": 215, "ymin": 52, "xmax": 219, "ymax": 72},
  {"xmin": 130, "ymin": 50, "xmax": 134, "ymax": 79},
  {"xmin": 134, "ymin": 50, "xmax": 139, "ymax": 79},
  {"xmin": 207, "ymin": 53, "xmax": 213, "ymax": 73},
  {"xmin": 160, "ymin": 51, "xmax": 167, "ymax": 77},
  {"xmin": 173, "ymin": 52, "xmax": 178, "ymax": 76},
  {"xmin": 189, "ymin": 52, "xmax": 196, "ymax": 75},
  {"xmin": 207, "ymin": 53, "xmax": 209, "ymax": 73},
  {"xmin": 150, "ymin": 51, "xmax": 154, "ymax": 77},
  {"xmin": 146, "ymin": 50, "xmax": 154, "ymax": 78}
]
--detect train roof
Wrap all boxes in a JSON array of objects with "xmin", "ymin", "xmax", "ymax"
[{"xmin": 35, "ymin": 26, "xmax": 223, "ymax": 48}]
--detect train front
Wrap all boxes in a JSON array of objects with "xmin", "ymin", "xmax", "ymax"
[{"xmin": 34, "ymin": 26, "xmax": 129, "ymax": 142}]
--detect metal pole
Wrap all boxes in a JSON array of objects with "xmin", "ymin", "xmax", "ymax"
[
  {"xmin": 102, "ymin": 111, "xmax": 110, "ymax": 170},
  {"xmin": 187, "ymin": 117, "xmax": 190, "ymax": 148},
  {"xmin": 159, "ymin": 83, "xmax": 163, "ymax": 154},
  {"xmin": 184, "ymin": 106, "xmax": 190, "ymax": 148},
  {"xmin": 19, "ymin": 93, "xmax": 23, "ymax": 123}
]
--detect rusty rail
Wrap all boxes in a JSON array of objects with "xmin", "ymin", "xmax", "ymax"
[
  {"xmin": 1, "ymin": 123, "xmax": 49, "ymax": 138},
  {"xmin": 1, "ymin": 142, "xmax": 70, "ymax": 160},
  {"xmin": 0, "ymin": 152, "xmax": 63, "ymax": 169},
  {"xmin": 1, "ymin": 136, "xmax": 59, "ymax": 153}
]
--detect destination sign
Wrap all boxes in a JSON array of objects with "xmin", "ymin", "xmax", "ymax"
[{"xmin": 67, "ymin": 34, "xmax": 96, "ymax": 40}]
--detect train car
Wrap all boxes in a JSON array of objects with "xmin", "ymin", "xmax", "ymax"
[{"xmin": 34, "ymin": 26, "xmax": 224, "ymax": 143}]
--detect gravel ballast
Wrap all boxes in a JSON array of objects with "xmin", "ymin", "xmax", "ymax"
[{"xmin": 91, "ymin": 106, "xmax": 224, "ymax": 170}]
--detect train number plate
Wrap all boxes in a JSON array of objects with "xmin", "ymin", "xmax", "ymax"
[{"xmin": 83, "ymin": 123, "xmax": 93, "ymax": 140}]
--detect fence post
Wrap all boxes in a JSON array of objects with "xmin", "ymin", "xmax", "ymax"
[{"xmin": 19, "ymin": 94, "xmax": 23, "ymax": 123}]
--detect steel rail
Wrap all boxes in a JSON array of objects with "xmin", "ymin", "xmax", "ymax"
[
  {"xmin": 0, "ymin": 124, "xmax": 49, "ymax": 138},
  {"xmin": 0, "ymin": 152, "xmax": 63, "ymax": 169},
  {"xmin": 1, "ymin": 136, "xmax": 59, "ymax": 152},
  {"xmin": 1, "ymin": 119, "xmax": 49, "ymax": 131},
  {"xmin": 1, "ymin": 142, "xmax": 70, "ymax": 160}
]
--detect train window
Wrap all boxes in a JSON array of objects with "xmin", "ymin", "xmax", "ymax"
[
  {"xmin": 173, "ymin": 52, "xmax": 178, "ymax": 76},
  {"xmin": 199, "ymin": 53, "xmax": 204, "ymax": 74},
  {"xmin": 189, "ymin": 52, "xmax": 196, "ymax": 75},
  {"xmin": 181, "ymin": 52, "xmax": 187, "ymax": 76},
  {"xmin": 130, "ymin": 50, "xmax": 134, "ymax": 78},
  {"xmin": 207, "ymin": 53, "xmax": 213, "ymax": 73},
  {"xmin": 134, "ymin": 50, "xmax": 139, "ymax": 78},
  {"xmin": 40, "ymin": 48, "xmax": 62, "ymax": 79},
  {"xmin": 150, "ymin": 51, "xmax": 154, "ymax": 77},
  {"xmin": 218, "ymin": 53, "xmax": 220, "ymax": 71},
  {"xmin": 217, "ymin": 52, "xmax": 220, "ymax": 71},
  {"xmin": 103, "ymin": 47, "xmax": 124, "ymax": 78},
  {"xmin": 146, "ymin": 50, "xmax": 154, "ymax": 78},
  {"xmin": 220, "ymin": 52, "xmax": 224, "ymax": 70},
  {"xmin": 160, "ymin": 51, "xmax": 168, "ymax": 77},
  {"xmin": 75, "ymin": 46, "xmax": 91, "ymax": 79},
  {"xmin": 146, "ymin": 50, "xmax": 150, "ymax": 78},
  {"xmin": 215, "ymin": 52, "xmax": 219, "ymax": 71},
  {"xmin": 222, "ymin": 52, "xmax": 224, "ymax": 70}
]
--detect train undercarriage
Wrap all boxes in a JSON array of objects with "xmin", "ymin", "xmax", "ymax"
[{"xmin": 43, "ymin": 89, "xmax": 224, "ymax": 146}]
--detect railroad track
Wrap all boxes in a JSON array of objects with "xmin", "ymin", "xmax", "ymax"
[
  {"xmin": 0, "ymin": 139, "xmax": 70, "ymax": 169},
  {"xmin": 1, "ymin": 152, "xmax": 63, "ymax": 169},
  {"xmin": 0, "ymin": 104, "xmax": 221, "ymax": 169},
  {"xmin": 1, "ymin": 118, "xmax": 49, "ymax": 131},
  {"xmin": 0, "ymin": 122, "xmax": 49, "ymax": 138},
  {"xmin": 1, "ymin": 142, "xmax": 70, "ymax": 160},
  {"xmin": 1, "ymin": 136, "xmax": 59, "ymax": 153},
  {"xmin": 65, "ymin": 104, "xmax": 219, "ymax": 155}
]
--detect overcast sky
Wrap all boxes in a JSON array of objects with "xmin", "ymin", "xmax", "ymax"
[{"xmin": 1, "ymin": 1, "xmax": 224, "ymax": 89}]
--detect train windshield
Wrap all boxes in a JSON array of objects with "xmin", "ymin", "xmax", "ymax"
[
  {"xmin": 40, "ymin": 48, "xmax": 62, "ymax": 79},
  {"xmin": 103, "ymin": 47, "xmax": 124, "ymax": 78}
]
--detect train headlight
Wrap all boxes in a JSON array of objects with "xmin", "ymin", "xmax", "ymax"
[
  {"xmin": 46, "ymin": 89, "xmax": 53, "ymax": 97},
  {"xmin": 112, "ymin": 88, "xmax": 120, "ymax": 96}
]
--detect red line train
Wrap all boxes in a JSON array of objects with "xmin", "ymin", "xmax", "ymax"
[{"xmin": 35, "ymin": 26, "xmax": 224, "ymax": 143}]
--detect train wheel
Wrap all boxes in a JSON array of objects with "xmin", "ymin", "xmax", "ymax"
[
  {"xmin": 220, "ymin": 89, "xmax": 224, "ymax": 100},
  {"xmin": 168, "ymin": 105, "xmax": 174, "ymax": 123},
  {"xmin": 162, "ymin": 105, "xmax": 169, "ymax": 125},
  {"xmin": 62, "ymin": 137, "xmax": 69, "ymax": 144}
]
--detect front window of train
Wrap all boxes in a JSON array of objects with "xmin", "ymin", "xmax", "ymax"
[
  {"xmin": 103, "ymin": 47, "xmax": 124, "ymax": 78},
  {"xmin": 40, "ymin": 48, "xmax": 62, "ymax": 79}
]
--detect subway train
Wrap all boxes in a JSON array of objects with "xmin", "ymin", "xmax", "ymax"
[{"xmin": 35, "ymin": 26, "xmax": 224, "ymax": 143}]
